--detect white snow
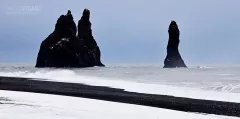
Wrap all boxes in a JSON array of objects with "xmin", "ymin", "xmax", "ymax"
[{"xmin": 0, "ymin": 90, "xmax": 237, "ymax": 119}]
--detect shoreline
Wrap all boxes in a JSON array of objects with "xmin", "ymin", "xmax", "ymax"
[{"xmin": 0, "ymin": 76, "xmax": 239, "ymax": 117}]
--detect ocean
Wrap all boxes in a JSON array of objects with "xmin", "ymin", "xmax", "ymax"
[
  {"xmin": 1, "ymin": 63, "xmax": 240, "ymax": 93},
  {"xmin": 1, "ymin": 63, "xmax": 240, "ymax": 119}
]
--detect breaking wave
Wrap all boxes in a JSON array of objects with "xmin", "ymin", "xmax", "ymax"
[{"xmin": 206, "ymin": 84, "xmax": 240, "ymax": 93}]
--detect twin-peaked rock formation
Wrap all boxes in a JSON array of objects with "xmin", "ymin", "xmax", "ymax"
[
  {"xmin": 164, "ymin": 21, "xmax": 187, "ymax": 68},
  {"xmin": 36, "ymin": 9, "xmax": 104, "ymax": 68}
]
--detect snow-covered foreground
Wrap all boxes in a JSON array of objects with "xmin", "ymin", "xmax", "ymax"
[{"xmin": 0, "ymin": 90, "xmax": 237, "ymax": 119}]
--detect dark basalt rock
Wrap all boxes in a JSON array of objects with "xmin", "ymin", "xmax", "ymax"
[
  {"xmin": 35, "ymin": 9, "xmax": 104, "ymax": 68},
  {"xmin": 77, "ymin": 9, "xmax": 104, "ymax": 67},
  {"xmin": 163, "ymin": 21, "xmax": 187, "ymax": 68}
]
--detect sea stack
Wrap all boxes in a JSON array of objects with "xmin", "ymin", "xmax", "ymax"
[
  {"xmin": 77, "ymin": 9, "xmax": 104, "ymax": 67},
  {"xmin": 35, "ymin": 9, "xmax": 104, "ymax": 68},
  {"xmin": 163, "ymin": 21, "xmax": 187, "ymax": 68}
]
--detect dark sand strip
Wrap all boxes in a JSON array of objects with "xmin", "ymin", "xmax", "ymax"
[{"xmin": 0, "ymin": 76, "xmax": 240, "ymax": 117}]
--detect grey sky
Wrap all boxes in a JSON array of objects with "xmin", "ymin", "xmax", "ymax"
[{"xmin": 0, "ymin": 0, "xmax": 239, "ymax": 65}]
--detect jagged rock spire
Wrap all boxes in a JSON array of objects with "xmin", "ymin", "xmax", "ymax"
[{"xmin": 36, "ymin": 9, "xmax": 104, "ymax": 68}]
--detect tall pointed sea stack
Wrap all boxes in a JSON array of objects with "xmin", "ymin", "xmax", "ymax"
[
  {"xmin": 35, "ymin": 9, "xmax": 104, "ymax": 68},
  {"xmin": 163, "ymin": 21, "xmax": 187, "ymax": 68},
  {"xmin": 77, "ymin": 9, "xmax": 104, "ymax": 67}
]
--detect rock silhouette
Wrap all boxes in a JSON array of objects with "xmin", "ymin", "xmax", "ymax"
[
  {"xmin": 163, "ymin": 21, "xmax": 187, "ymax": 68},
  {"xmin": 77, "ymin": 9, "xmax": 104, "ymax": 67},
  {"xmin": 35, "ymin": 9, "xmax": 104, "ymax": 68}
]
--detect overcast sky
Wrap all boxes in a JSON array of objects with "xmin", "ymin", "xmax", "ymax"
[{"xmin": 0, "ymin": 0, "xmax": 239, "ymax": 66}]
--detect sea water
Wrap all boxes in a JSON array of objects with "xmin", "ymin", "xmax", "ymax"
[{"xmin": 1, "ymin": 63, "xmax": 240, "ymax": 93}]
